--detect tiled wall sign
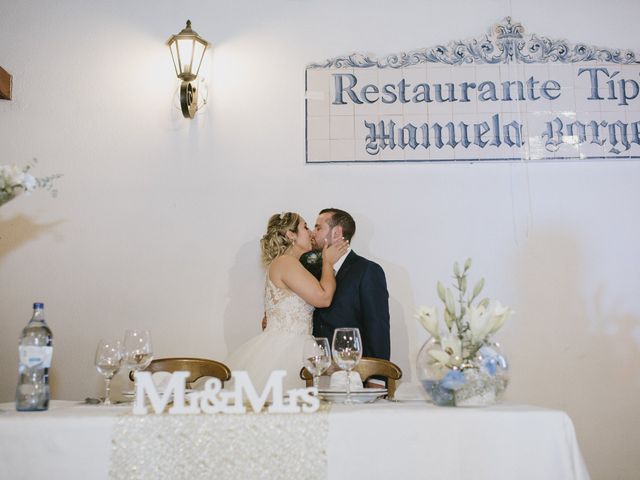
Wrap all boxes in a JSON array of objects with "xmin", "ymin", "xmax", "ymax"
[{"xmin": 305, "ymin": 17, "xmax": 640, "ymax": 163}]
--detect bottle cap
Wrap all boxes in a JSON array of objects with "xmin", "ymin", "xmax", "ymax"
[{"xmin": 33, "ymin": 302, "xmax": 44, "ymax": 309}]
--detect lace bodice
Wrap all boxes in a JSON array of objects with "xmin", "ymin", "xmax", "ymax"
[{"xmin": 264, "ymin": 276, "xmax": 314, "ymax": 335}]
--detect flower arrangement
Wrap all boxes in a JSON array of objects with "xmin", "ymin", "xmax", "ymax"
[
  {"xmin": 416, "ymin": 258, "xmax": 513, "ymax": 406},
  {"xmin": 300, "ymin": 250, "xmax": 322, "ymax": 280},
  {"xmin": 0, "ymin": 159, "xmax": 60, "ymax": 207}
]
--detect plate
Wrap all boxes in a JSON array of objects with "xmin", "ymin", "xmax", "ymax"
[
  {"xmin": 317, "ymin": 388, "xmax": 387, "ymax": 404},
  {"xmin": 120, "ymin": 389, "xmax": 196, "ymax": 399}
]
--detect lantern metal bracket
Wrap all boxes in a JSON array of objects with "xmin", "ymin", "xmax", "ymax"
[{"xmin": 180, "ymin": 81, "xmax": 198, "ymax": 118}]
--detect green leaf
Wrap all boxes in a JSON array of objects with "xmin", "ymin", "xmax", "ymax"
[
  {"xmin": 453, "ymin": 261, "xmax": 461, "ymax": 277},
  {"xmin": 460, "ymin": 276, "xmax": 467, "ymax": 294},
  {"xmin": 479, "ymin": 297, "xmax": 490, "ymax": 309}
]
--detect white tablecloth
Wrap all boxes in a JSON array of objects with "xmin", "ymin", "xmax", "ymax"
[
  {"xmin": 328, "ymin": 402, "xmax": 590, "ymax": 480},
  {"xmin": 0, "ymin": 400, "xmax": 590, "ymax": 480}
]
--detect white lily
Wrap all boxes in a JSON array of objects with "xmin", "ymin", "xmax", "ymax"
[
  {"xmin": 416, "ymin": 306, "xmax": 440, "ymax": 339},
  {"xmin": 467, "ymin": 304, "xmax": 493, "ymax": 344},
  {"xmin": 488, "ymin": 301, "xmax": 513, "ymax": 334},
  {"xmin": 429, "ymin": 333, "xmax": 462, "ymax": 368},
  {"xmin": 428, "ymin": 348, "xmax": 450, "ymax": 366}
]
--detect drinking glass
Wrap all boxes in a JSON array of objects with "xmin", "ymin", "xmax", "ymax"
[
  {"xmin": 123, "ymin": 329, "xmax": 153, "ymax": 387},
  {"xmin": 302, "ymin": 337, "xmax": 331, "ymax": 390},
  {"xmin": 94, "ymin": 340, "xmax": 123, "ymax": 405},
  {"xmin": 332, "ymin": 327, "xmax": 363, "ymax": 404}
]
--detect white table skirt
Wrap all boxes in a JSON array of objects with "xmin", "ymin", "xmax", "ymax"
[
  {"xmin": 0, "ymin": 400, "xmax": 590, "ymax": 480},
  {"xmin": 328, "ymin": 402, "xmax": 590, "ymax": 480}
]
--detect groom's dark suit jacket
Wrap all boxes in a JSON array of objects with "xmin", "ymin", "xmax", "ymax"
[{"xmin": 312, "ymin": 250, "xmax": 390, "ymax": 360}]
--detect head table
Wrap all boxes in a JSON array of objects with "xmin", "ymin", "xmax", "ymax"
[{"xmin": 0, "ymin": 399, "xmax": 589, "ymax": 480}]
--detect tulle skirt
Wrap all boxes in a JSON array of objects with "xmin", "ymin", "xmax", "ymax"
[{"xmin": 225, "ymin": 329, "xmax": 313, "ymax": 393}]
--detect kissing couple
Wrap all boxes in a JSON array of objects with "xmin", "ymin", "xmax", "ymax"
[{"xmin": 225, "ymin": 208, "xmax": 390, "ymax": 392}]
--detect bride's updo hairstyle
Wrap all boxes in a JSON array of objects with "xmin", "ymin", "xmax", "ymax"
[{"xmin": 260, "ymin": 212, "xmax": 301, "ymax": 265}]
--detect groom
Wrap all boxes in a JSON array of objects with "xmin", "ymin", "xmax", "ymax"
[{"xmin": 304, "ymin": 208, "xmax": 390, "ymax": 361}]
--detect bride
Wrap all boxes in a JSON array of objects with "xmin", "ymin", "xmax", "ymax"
[{"xmin": 225, "ymin": 212, "xmax": 348, "ymax": 392}]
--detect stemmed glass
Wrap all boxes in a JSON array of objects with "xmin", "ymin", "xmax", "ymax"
[
  {"xmin": 302, "ymin": 337, "xmax": 331, "ymax": 390},
  {"xmin": 94, "ymin": 340, "xmax": 123, "ymax": 405},
  {"xmin": 123, "ymin": 329, "xmax": 153, "ymax": 390},
  {"xmin": 332, "ymin": 327, "xmax": 363, "ymax": 404}
]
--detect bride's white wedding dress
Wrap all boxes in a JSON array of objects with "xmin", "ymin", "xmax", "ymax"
[{"xmin": 225, "ymin": 276, "xmax": 314, "ymax": 392}]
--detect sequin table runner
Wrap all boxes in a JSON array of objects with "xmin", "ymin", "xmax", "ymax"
[{"xmin": 110, "ymin": 405, "xmax": 330, "ymax": 480}]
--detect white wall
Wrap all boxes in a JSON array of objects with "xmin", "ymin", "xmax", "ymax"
[{"xmin": 1, "ymin": 1, "xmax": 639, "ymax": 478}]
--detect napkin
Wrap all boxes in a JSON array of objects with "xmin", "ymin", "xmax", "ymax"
[
  {"xmin": 392, "ymin": 381, "xmax": 430, "ymax": 401},
  {"xmin": 329, "ymin": 371, "xmax": 364, "ymax": 391}
]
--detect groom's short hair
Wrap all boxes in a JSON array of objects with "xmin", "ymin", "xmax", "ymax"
[{"xmin": 319, "ymin": 208, "xmax": 355, "ymax": 242}]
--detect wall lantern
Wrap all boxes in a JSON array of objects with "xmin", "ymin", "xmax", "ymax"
[{"xmin": 167, "ymin": 20, "xmax": 210, "ymax": 118}]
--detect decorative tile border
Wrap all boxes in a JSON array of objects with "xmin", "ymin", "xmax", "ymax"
[{"xmin": 305, "ymin": 18, "xmax": 640, "ymax": 163}]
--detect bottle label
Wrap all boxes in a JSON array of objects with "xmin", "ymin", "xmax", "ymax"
[{"xmin": 19, "ymin": 346, "xmax": 53, "ymax": 368}]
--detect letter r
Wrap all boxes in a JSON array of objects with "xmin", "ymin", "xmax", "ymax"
[{"xmin": 333, "ymin": 73, "xmax": 363, "ymax": 105}]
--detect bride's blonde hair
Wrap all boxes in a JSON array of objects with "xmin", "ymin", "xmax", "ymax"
[{"xmin": 260, "ymin": 212, "xmax": 301, "ymax": 265}]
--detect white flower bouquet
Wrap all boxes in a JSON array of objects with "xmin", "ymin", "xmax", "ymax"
[
  {"xmin": 416, "ymin": 258, "xmax": 513, "ymax": 406},
  {"xmin": 0, "ymin": 159, "xmax": 60, "ymax": 207}
]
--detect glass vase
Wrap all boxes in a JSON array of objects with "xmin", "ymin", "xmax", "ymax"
[{"xmin": 417, "ymin": 337, "xmax": 509, "ymax": 407}]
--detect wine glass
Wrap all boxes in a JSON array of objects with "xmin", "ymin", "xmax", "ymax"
[
  {"xmin": 302, "ymin": 337, "xmax": 331, "ymax": 390},
  {"xmin": 123, "ymin": 329, "xmax": 153, "ymax": 390},
  {"xmin": 331, "ymin": 327, "xmax": 363, "ymax": 404},
  {"xmin": 94, "ymin": 340, "xmax": 123, "ymax": 405}
]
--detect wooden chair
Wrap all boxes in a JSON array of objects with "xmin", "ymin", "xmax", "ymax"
[
  {"xmin": 300, "ymin": 356, "xmax": 403, "ymax": 399},
  {"xmin": 129, "ymin": 357, "xmax": 232, "ymax": 387}
]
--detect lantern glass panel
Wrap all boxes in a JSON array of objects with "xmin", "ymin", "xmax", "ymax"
[
  {"xmin": 192, "ymin": 41, "xmax": 207, "ymax": 77},
  {"xmin": 176, "ymin": 38, "xmax": 195, "ymax": 76},
  {"xmin": 169, "ymin": 41, "xmax": 181, "ymax": 77}
]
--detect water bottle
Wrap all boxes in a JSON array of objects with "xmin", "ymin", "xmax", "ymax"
[{"xmin": 16, "ymin": 302, "xmax": 53, "ymax": 411}]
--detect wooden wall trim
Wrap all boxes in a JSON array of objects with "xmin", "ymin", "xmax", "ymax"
[{"xmin": 0, "ymin": 66, "xmax": 12, "ymax": 100}]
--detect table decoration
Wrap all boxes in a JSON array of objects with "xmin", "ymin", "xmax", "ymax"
[
  {"xmin": 416, "ymin": 258, "xmax": 513, "ymax": 406},
  {"xmin": 111, "ymin": 403, "xmax": 330, "ymax": 480},
  {"xmin": 0, "ymin": 159, "xmax": 60, "ymax": 207},
  {"xmin": 133, "ymin": 370, "xmax": 320, "ymax": 415}
]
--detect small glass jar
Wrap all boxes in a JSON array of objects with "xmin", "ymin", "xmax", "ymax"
[{"xmin": 417, "ymin": 337, "xmax": 509, "ymax": 407}]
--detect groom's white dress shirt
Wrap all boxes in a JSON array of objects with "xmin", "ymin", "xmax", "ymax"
[{"xmin": 332, "ymin": 247, "xmax": 351, "ymax": 274}]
